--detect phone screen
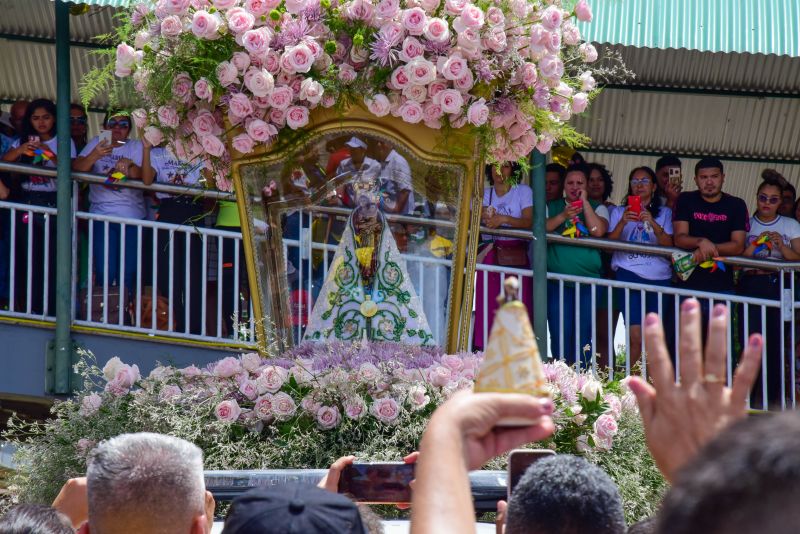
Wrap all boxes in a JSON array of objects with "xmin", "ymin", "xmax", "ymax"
[
  {"xmin": 668, "ymin": 167, "xmax": 682, "ymax": 186},
  {"xmin": 28, "ymin": 135, "xmax": 40, "ymax": 144},
  {"xmin": 338, "ymin": 463, "xmax": 415, "ymax": 504},
  {"xmin": 507, "ymin": 449, "xmax": 555, "ymax": 498},
  {"xmin": 99, "ymin": 131, "xmax": 113, "ymax": 145}
]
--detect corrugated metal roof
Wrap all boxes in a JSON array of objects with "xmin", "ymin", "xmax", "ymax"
[
  {"xmin": 3, "ymin": 0, "xmax": 116, "ymax": 44},
  {"xmin": 572, "ymin": 89, "xmax": 800, "ymax": 162},
  {"xmin": 604, "ymin": 44, "xmax": 800, "ymax": 94},
  {"xmin": 579, "ymin": 0, "xmax": 800, "ymax": 58}
]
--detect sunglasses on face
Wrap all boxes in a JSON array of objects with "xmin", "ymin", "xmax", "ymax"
[
  {"xmin": 630, "ymin": 178, "xmax": 652, "ymax": 187},
  {"xmin": 758, "ymin": 194, "xmax": 781, "ymax": 205},
  {"xmin": 70, "ymin": 116, "xmax": 87, "ymax": 125},
  {"xmin": 106, "ymin": 119, "xmax": 130, "ymax": 129}
]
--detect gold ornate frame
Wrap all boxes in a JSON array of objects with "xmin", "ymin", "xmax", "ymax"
[{"xmin": 231, "ymin": 106, "xmax": 483, "ymax": 354}]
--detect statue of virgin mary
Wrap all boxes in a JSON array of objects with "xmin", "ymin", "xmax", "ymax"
[{"xmin": 303, "ymin": 167, "xmax": 434, "ymax": 346}]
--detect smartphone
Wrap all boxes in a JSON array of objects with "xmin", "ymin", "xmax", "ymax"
[
  {"xmin": 99, "ymin": 130, "xmax": 113, "ymax": 145},
  {"xmin": 628, "ymin": 195, "xmax": 642, "ymax": 215},
  {"xmin": 570, "ymin": 200, "xmax": 583, "ymax": 210},
  {"xmin": 28, "ymin": 135, "xmax": 40, "ymax": 144},
  {"xmin": 507, "ymin": 449, "xmax": 556, "ymax": 498},
  {"xmin": 668, "ymin": 167, "xmax": 682, "ymax": 187},
  {"xmin": 338, "ymin": 462, "xmax": 415, "ymax": 504}
]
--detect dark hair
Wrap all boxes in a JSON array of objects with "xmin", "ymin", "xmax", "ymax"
[
  {"xmin": 485, "ymin": 162, "xmax": 522, "ymax": 186},
  {"xmin": 655, "ymin": 155, "xmax": 681, "ymax": 172},
  {"xmin": 569, "ymin": 151, "xmax": 585, "ymax": 165},
  {"xmin": 20, "ymin": 98, "xmax": 57, "ymax": 140},
  {"xmin": 70, "ymin": 103, "xmax": 87, "ymax": 115},
  {"xmin": 785, "ymin": 182, "xmax": 797, "ymax": 199},
  {"xmin": 545, "ymin": 163, "xmax": 566, "ymax": 181},
  {"xmin": 564, "ymin": 163, "xmax": 590, "ymax": 182},
  {"xmin": 587, "ymin": 162, "xmax": 614, "ymax": 201},
  {"xmin": 628, "ymin": 517, "xmax": 657, "ymax": 534},
  {"xmin": 757, "ymin": 169, "xmax": 786, "ymax": 196},
  {"xmin": 505, "ymin": 455, "xmax": 626, "ymax": 534},
  {"xmin": 626, "ymin": 166, "xmax": 662, "ymax": 218},
  {"xmin": 694, "ymin": 157, "xmax": 724, "ymax": 175},
  {"xmin": 0, "ymin": 504, "xmax": 73, "ymax": 534}
]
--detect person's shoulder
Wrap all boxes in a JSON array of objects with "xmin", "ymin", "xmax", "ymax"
[
  {"xmin": 514, "ymin": 183, "xmax": 533, "ymax": 194},
  {"xmin": 79, "ymin": 136, "xmax": 100, "ymax": 156},
  {"xmin": 780, "ymin": 215, "xmax": 800, "ymax": 232}
]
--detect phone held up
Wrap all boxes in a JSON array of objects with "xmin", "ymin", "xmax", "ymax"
[
  {"xmin": 98, "ymin": 130, "xmax": 113, "ymax": 146},
  {"xmin": 338, "ymin": 462, "xmax": 415, "ymax": 505},
  {"xmin": 507, "ymin": 449, "xmax": 556, "ymax": 499},
  {"xmin": 668, "ymin": 167, "xmax": 682, "ymax": 188}
]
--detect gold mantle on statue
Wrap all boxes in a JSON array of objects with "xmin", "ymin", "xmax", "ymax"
[{"xmin": 230, "ymin": 106, "xmax": 484, "ymax": 354}]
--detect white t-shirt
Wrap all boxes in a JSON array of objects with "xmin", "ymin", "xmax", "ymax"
[
  {"xmin": 609, "ymin": 205, "xmax": 674, "ymax": 280},
  {"xmin": 149, "ymin": 147, "xmax": 203, "ymax": 199},
  {"xmin": 80, "ymin": 136, "xmax": 146, "ymax": 219},
  {"xmin": 483, "ymin": 184, "xmax": 533, "ymax": 242},
  {"xmin": 10, "ymin": 135, "xmax": 76, "ymax": 192},
  {"xmin": 378, "ymin": 150, "xmax": 415, "ymax": 215},
  {"xmin": 747, "ymin": 215, "xmax": 800, "ymax": 261}
]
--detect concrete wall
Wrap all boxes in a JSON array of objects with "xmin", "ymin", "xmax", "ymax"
[{"xmin": 0, "ymin": 323, "xmax": 239, "ymax": 399}]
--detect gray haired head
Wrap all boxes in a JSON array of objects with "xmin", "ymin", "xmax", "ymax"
[{"xmin": 86, "ymin": 432, "xmax": 206, "ymax": 534}]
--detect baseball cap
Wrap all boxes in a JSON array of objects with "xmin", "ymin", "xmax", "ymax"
[
  {"xmin": 222, "ymin": 485, "xmax": 367, "ymax": 534},
  {"xmin": 344, "ymin": 136, "xmax": 367, "ymax": 149}
]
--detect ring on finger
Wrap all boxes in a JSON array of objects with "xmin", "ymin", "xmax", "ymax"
[{"xmin": 704, "ymin": 373, "xmax": 724, "ymax": 384}]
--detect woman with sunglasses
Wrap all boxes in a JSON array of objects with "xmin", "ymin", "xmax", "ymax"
[
  {"xmin": 73, "ymin": 113, "xmax": 144, "ymax": 308},
  {"xmin": 2, "ymin": 98, "xmax": 76, "ymax": 315},
  {"xmin": 69, "ymin": 104, "xmax": 88, "ymax": 153},
  {"xmin": 741, "ymin": 170, "xmax": 800, "ymax": 408},
  {"xmin": 607, "ymin": 166, "xmax": 673, "ymax": 365}
]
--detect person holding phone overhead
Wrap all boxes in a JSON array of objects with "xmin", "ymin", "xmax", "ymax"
[
  {"xmin": 2, "ymin": 99, "xmax": 76, "ymax": 314},
  {"xmin": 546, "ymin": 163, "xmax": 609, "ymax": 367},
  {"xmin": 655, "ymin": 155, "xmax": 682, "ymax": 211},
  {"xmin": 73, "ymin": 113, "xmax": 144, "ymax": 300},
  {"xmin": 607, "ymin": 166, "xmax": 673, "ymax": 364}
]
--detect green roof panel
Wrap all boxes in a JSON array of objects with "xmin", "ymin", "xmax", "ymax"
[{"xmin": 578, "ymin": 0, "xmax": 800, "ymax": 58}]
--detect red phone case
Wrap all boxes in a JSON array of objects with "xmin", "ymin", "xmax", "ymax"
[{"xmin": 628, "ymin": 195, "xmax": 642, "ymax": 215}]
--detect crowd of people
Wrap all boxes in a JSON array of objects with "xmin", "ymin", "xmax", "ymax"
[
  {"xmin": 1, "ymin": 300, "xmax": 791, "ymax": 534},
  {"xmin": 0, "ymin": 99, "xmax": 248, "ymax": 336},
  {"xmin": 479, "ymin": 153, "xmax": 800, "ymax": 408}
]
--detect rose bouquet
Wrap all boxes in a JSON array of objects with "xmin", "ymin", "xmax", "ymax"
[{"xmin": 103, "ymin": 0, "xmax": 602, "ymax": 188}]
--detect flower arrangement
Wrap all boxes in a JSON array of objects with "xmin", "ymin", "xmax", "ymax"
[
  {"xmin": 4, "ymin": 343, "xmax": 664, "ymax": 522},
  {"xmin": 102, "ymin": 0, "xmax": 602, "ymax": 188}
]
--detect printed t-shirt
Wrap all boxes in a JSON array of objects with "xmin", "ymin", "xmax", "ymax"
[
  {"xmin": 10, "ymin": 135, "xmax": 76, "ymax": 192},
  {"xmin": 483, "ymin": 184, "xmax": 533, "ymax": 242},
  {"xmin": 149, "ymin": 147, "xmax": 203, "ymax": 200},
  {"xmin": 546, "ymin": 198, "xmax": 609, "ymax": 278},
  {"xmin": 81, "ymin": 136, "xmax": 146, "ymax": 219},
  {"xmin": 747, "ymin": 215, "xmax": 800, "ymax": 261},
  {"xmin": 609, "ymin": 205, "xmax": 674, "ymax": 280},
  {"xmin": 673, "ymin": 191, "xmax": 749, "ymax": 291}
]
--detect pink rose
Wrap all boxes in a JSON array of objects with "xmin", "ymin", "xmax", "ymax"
[
  {"xmin": 406, "ymin": 57, "xmax": 436, "ymax": 85},
  {"xmin": 344, "ymin": 396, "xmax": 367, "ymax": 419},
  {"xmin": 254, "ymin": 394, "xmax": 274, "ymax": 420},
  {"xmin": 131, "ymin": 108, "xmax": 147, "ymax": 129},
  {"xmin": 376, "ymin": 0, "xmax": 399, "ymax": 19},
  {"xmin": 345, "ymin": 0, "xmax": 375, "ymax": 22},
  {"xmin": 444, "ymin": 0, "xmax": 466, "ymax": 16},
  {"xmin": 540, "ymin": 5, "xmax": 563, "ymax": 30},
  {"xmin": 143, "ymin": 126, "xmax": 165, "ymax": 146},
  {"xmin": 216, "ymin": 61, "xmax": 239, "ymax": 87},
  {"xmin": 239, "ymin": 379, "xmax": 259, "ymax": 400},
  {"xmin": 256, "ymin": 365, "xmax": 287, "ymax": 393},
  {"xmin": 243, "ymin": 118, "xmax": 274, "ymax": 143},
  {"xmin": 427, "ymin": 80, "xmax": 447, "ymax": 99},
  {"xmin": 486, "ymin": 6, "xmax": 504, "ymax": 27},
  {"xmin": 242, "ymin": 27, "xmax": 272, "ymax": 54},
  {"xmin": 536, "ymin": 134, "xmax": 554, "ymax": 154},
  {"xmin": 456, "ymin": 27, "xmax": 480, "ymax": 58},
  {"xmin": 576, "ymin": 434, "xmax": 592, "ymax": 453},
  {"xmin": 282, "ymin": 43, "xmax": 315, "ymax": 74},
  {"xmin": 466, "ymin": 98, "xmax": 488, "ymax": 126},
  {"xmin": 316, "ymin": 405, "xmax": 341, "ymax": 430},
  {"xmin": 301, "ymin": 395, "xmax": 322, "ymax": 413},
  {"xmin": 452, "ymin": 4, "xmax": 484, "ymax": 33},
  {"xmin": 358, "ymin": 363, "xmax": 381, "ymax": 382},
  {"xmin": 272, "ymin": 392, "xmax": 297, "ymax": 419},
  {"xmin": 399, "ymin": 36, "xmax": 425, "ymax": 62},
  {"xmin": 171, "ymin": 73, "xmax": 193, "ymax": 103},
  {"xmin": 337, "ymin": 64, "xmax": 357, "ymax": 84},
  {"xmin": 484, "ymin": 26, "xmax": 507, "ymax": 52},
  {"xmin": 579, "ymin": 71, "xmax": 596, "ymax": 91},
  {"xmin": 434, "ymin": 88, "xmax": 463, "ymax": 114},
  {"xmin": 114, "ymin": 43, "xmax": 136, "ymax": 77},
  {"xmin": 401, "ymin": 7, "xmax": 427, "ymax": 36},
  {"xmin": 285, "ymin": 105, "xmax": 309, "ymax": 130},
  {"xmin": 263, "ymin": 49, "xmax": 281, "ymax": 74},
  {"xmin": 193, "ymin": 109, "xmax": 220, "ymax": 136},
  {"xmin": 365, "ymin": 94, "xmax": 391, "ymax": 117},
  {"xmin": 245, "ymin": 0, "xmax": 271, "ymax": 14},
  {"xmin": 194, "ymin": 78, "xmax": 213, "ymax": 102},
  {"xmin": 299, "ymin": 78, "xmax": 324, "ymax": 105},
  {"xmin": 579, "ymin": 42, "xmax": 598, "ymax": 62},
  {"xmin": 231, "ymin": 52, "xmax": 251, "ymax": 73},
  {"xmin": 284, "ymin": 0, "xmax": 309, "ymax": 14},
  {"xmin": 215, "ymin": 399, "xmax": 242, "ymax": 422},
  {"xmin": 439, "ymin": 54, "xmax": 467, "ymax": 81},
  {"xmin": 378, "ymin": 21, "xmax": 405, "ymax": 47},
  {"xmin": 539, "ymin": 54, "xmax": 564, "ymax": 79},
  {"xmin": 572, "ymin": 92, "xmax": 588, "ymax": 113},
  {"xmin": 180, "ymin": 364, "xmax": 203, "ymax": 377},
  {"xmin": 427, "ymin": 365, "xmax": 452, "ymax": 387},
  {"xmin": 214, "ymin": 0, "xmax": 238, "ymax": 9},
  {"xmin": 604, "ymin": 393, "xmax": 622, "ymax": 418},
  {"xmin": 575, "ymin": 0, "xmax": 592, "ymax": 22},
  {"xmin": 562, "ymin": 21, "xmax": 581, "ymax": 45},
  {"xmin": 545, "ymin": 29, "xmax": 561, "ymax": 53},
  {"xmin": 509, "ymin": 0, "xmax": 528, "ymax": 18},
  {"xmin": 201, "ymin": 135, "xmax": 226, "ymax": 157},
  {"xmin": 213, "ymin": 356, "xmax": 242, "ymax": 377},
  {"xmin": 79, "ymin": 393, "xmax": 102, "ymax": 416},
  {"xmin": 163, "ymin": 0, "xmax": 191, "ymax": 15},
  {"xmin": 268, "ymin": 85, "xmax": 294, "ymax": 110},
  {"xmin": 226, "ymin": 7, "xmax": 255, "ymax": 34},
  {"xmin": 390, "ymin": 66, "xmax": 411, "ymax": 89},
  {"xmin": 423, "ymin": 17, "xmax": 449, "ymax": 42},
  {"xmin": 371, "ymin": 397, "xmax": 400, "ymax": 423},
  {"xmin": 160, "ymin": 15, "xmax": 184, "ymax": 37},
  {"xmin": 191, "ymin": 10, "xmax": 222, "ymax": 39},
  {"xmin": 594, "ymin": 413, "xmax": 618, "ymax": 440},
  {"xmin": 519, "ymin": 62, "xmax": 538, "ymax": 88},
  {"xmin": 268, "ymin": 108, "xmax": 286, "ymax": 126},
  {"xmin": 244, "ymin": 67, "xmax": 275, "ymax": 97},
  {"xmin": 422, "ymin": 101, "xmax": 443, "ymax": 122},
  {"xmin": 398, "ymin": 100, "xmax": 423, "ymax": 123},
  {"xmin": 453, "ymin": 69, "xmax": 474, "ymax": 92},
  {"xmin": 407, "ymin": 385, "xmax": 430, "ymax": 410},
  {"xmin": 403, "ymin": 84, "xmax": 427, "ymax": 103}
]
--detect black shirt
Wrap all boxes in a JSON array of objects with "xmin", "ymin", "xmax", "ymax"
[{"xmin": 674, "ymin": 191, "xmax": 749, "ymax": 292}]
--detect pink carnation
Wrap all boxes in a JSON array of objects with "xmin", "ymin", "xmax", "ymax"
[
  {"xmin": 215, "ymin": 399, "xmax": 242, "ymax": 422},
  {"xmin": 371, "ymin": 397, "xmax": 400, "ymax": 423}
]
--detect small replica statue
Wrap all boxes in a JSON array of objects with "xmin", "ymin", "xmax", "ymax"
[
  {"xmin": 303, "ymin": 169, "xmax": 433, "ymax": 345},
  {"xmin": 474, "ymin": 277, "xmax": 549, "ymax": 425}
]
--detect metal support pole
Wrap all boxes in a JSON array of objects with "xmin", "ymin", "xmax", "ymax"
[
  {"xmin": 50, "ymin": 0, "xmax": 75, "ymax": 394},
  {"xmin": 530, "ymin": 150, "xmax": 548, "ymax": 358}
]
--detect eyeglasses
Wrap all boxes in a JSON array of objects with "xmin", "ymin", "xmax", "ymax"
[
  {"xmin": 758, "ymin": 194, "xmax": 781, "ymax": 205},
  {"xmin": 630, "ymin": 178, "xmax": 652, "ymax": 187},
  {"xmin": 106, "ymin": 119, "xmax": 130, "ymax": 129},
  {"xmin": 70, "ymin": 117, "xmax": 87, "ymax": 125}
]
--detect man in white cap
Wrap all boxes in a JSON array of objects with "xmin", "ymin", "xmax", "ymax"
[{"xmin": 334, "ymin": 136, "xmax": 381, "ymax": 179}]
